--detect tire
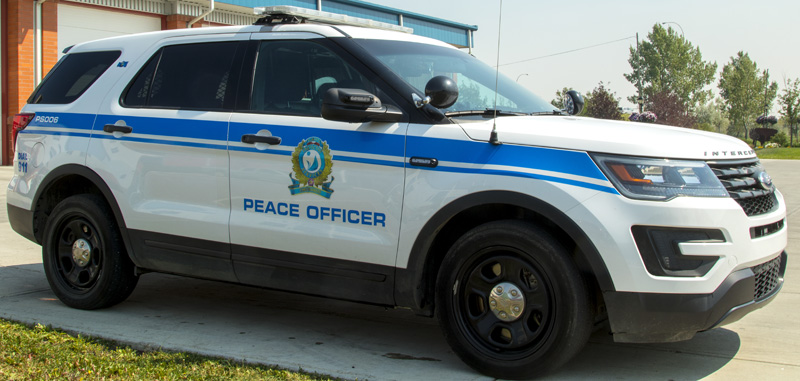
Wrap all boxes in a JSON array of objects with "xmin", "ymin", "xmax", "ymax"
[
  {"xmin": 435, "ymin": 220, "xmax": 592, "ymax": 379},
  {"xmin": 41, "ymin": 194, "xmax": 138, "ymax": 310}
]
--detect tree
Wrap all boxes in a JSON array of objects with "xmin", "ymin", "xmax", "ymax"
[
  {"xmin": 778, "ymin": 78, "xmax": 800, "ymax": 146},
  {"xmin": 585, "ymin": 82, "xmax": 621, "ymax": 120},
  {"xmin": 550, "ymin": 87, "xmax": 569, "ymax": 109},
  {"xmin": 625, "ymin": 24, "xmax": 717, "ymax": 110},
  {"xmin": 649, "ymin": 90, "xmax": 695, "ymax": 128},
  {"xmin": 550, "ymin": 87, "xmax": 590, "ymax": 116},
  {"xmin": 694, "ymin": 98, "xmax": 730, "ymax": 133},
  {"xmin": 718, "ymin": 52, "xmax": 778, "ymax": 139}
]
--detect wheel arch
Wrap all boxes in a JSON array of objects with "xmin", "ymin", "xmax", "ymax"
[
  {"xmin": 31, "ymin": 164, "xmax": 135, "ymax": 262},
  {"xmin": 394, "ymin": 190, "xmax": 615, "ymax": 316}
]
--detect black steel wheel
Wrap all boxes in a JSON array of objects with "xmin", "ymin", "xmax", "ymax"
[
  {"xmin": 42, "ymin": 194, "xmax": 138, "ymax": 309},
  {"xmin": 436, "ymin": 220, "xmax": 591, "ymax": 379}
]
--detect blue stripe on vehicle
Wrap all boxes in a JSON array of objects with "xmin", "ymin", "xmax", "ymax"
[
  {"xmin": 229, "ymin": 122, "xmax": 406, "ymax": 157},
  {"xmin": 89, "ymin": 134, "xmax": 229, "ymax": 151},
  {"xmin": 430, "ymin": 165, "xmax": 618, "ymax": 194},
  {"xmin": 25, "ymin": 112, "xmax": 613, "ymax": 192},
  {"xmin": 19, "ymin": 130, "xmax": 93, "ymax": 138},
  {"xmin": 94, "ymin": 114, "xmax": 229, "ymax": 141},
  {"xmin": 405, "ymin": 135, "xmax": 607, "ymax": 181},
  {"xmin": 26, "ymin": 112, "xmax": 97, "ymax": 130}
]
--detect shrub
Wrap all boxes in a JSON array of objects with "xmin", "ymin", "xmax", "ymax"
[{"xmin": 770, "ymin": 131, "xmax": 789, "ymax": 147}]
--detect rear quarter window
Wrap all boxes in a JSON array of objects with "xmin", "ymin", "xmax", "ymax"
[{"xmin": 28, "ymin": 50, "xmax": 121, "ymax": 104}]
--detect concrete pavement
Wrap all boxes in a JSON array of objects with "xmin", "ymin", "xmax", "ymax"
[{"xmin": 1, "ymin": 161, "xmax": 798, "ymax": 380}]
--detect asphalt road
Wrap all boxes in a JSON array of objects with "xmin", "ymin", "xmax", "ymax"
[{"xmin": 1, "ymin": 161, "xmax": 798, "ymax": 380}]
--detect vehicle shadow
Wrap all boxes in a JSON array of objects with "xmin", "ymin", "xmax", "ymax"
[{"xmin": 0, "ymin": 264, "xmax": 741, "ymax": 380}]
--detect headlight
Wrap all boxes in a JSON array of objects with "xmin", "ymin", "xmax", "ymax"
[{"xmin": 592, "ymin": 154, "xmax": 728, "ymax": 201}]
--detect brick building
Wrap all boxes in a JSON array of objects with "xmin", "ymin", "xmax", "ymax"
[{"xmin": 0, "ymin": 0, "xmax": 477, "ymax": 164}]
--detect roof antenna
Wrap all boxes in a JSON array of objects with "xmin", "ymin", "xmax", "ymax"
[{"xmin": 489, "ymin": 0, "xmax": 503, "ymax": 145}]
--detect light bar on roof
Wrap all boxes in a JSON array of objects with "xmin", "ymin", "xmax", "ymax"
[{"xmin": 254, "ymin": 5, "xmax": 413, "ymax": 34}]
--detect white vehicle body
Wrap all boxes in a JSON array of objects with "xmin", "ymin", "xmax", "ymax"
[{"xmin": 7, "ymin": 21, "xmax": 786, "ymax": 379}]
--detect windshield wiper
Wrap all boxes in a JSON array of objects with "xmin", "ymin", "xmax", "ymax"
[
  {"xmin": 529, "ymin": 110, "xmax": 564, "ymax": 116},
  {"xmin": 445, "ymin": 109, "xmax": 529, "ymax": 117}
]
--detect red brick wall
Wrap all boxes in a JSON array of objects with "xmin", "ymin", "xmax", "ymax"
[{"xmin": 3, "ymin": 0, "xmax": 58, "ymax": 165}]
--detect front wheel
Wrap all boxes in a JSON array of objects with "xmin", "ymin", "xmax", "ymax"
[
  {"xmin": 435, "ymin": 220, "xmax": 592, "ymax": 379},
  {"xmin": 42, "ymin": 194, "xmax": 138, "ymax": 310}
]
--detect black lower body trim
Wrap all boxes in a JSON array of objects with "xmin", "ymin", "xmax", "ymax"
[
  {"xmin": 7, "ymin": 203, "xmax": 37, "ymax": 243},
  {"xmin": 129, "ymin": 229, "xmax": 237, "ymax": 282},
  {"xmin": 232, "ymin": 245, "xmax": 395, "ymax": 306},
  {"xmin": 604, "ymin": 251, "xmax": 786, "ymax": 343},
  {"xmin": 127, "ymin": 229, "xmax": 396, "ymax": 306}
]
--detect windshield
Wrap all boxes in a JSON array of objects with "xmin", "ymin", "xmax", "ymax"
[{"xmin": 353, "ymin": 39, "xmax": 559, "ymax": 115}]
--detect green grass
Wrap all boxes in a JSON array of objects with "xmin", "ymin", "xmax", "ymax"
[
  {"xmin": 756, "ymin": 147, "xmax": 800, "ymax": 160},
  {"xmin": 0, "ymin": 319, "xmax": 333, "ymax": 380}
]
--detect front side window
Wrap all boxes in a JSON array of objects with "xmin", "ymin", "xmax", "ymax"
[
  {"xmin": 123, "ymin": 42, "xmax": 240, "ymax": 110},
  {"xmin": 250, "ymin": 40, "xmax": 381, "ymax": 117},
  {"xmin": 29, "ymin": 50, "xmax": 120, "ymax": 104}
]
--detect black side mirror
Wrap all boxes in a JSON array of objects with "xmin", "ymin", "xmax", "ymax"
[
  {"xmin": 425, "ymin": 76, "xmax": 458, "ymax": 109},
  {"xmin": 321, "ymin": 88, "xmax": 402, "ymax": 123},
  {"xmin": 563, "ymin": 90, "xmax": 584, "ymax": 115}
]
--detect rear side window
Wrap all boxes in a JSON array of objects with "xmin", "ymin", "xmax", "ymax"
[
  {"xmin": 28, "ymin": 50, "xmax": 120, "ymax": 104},
  {"xmin": 123, "ymin": 42, "xmax": 240, "ymax": 110}
]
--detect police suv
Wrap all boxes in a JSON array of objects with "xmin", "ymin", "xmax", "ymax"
[{"xmin": 7, "ymin": 10, "xmax": 787, "ymax": 379}]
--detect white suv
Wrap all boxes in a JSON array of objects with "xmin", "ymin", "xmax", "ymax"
[{"xmin": 7, "ymin": 15, "xmax": 787, "ymax": 379}]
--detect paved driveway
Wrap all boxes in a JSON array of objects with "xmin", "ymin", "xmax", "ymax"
[{"xmin": 1, "ymin": 160, "xmax": 798, "ymax": 380}]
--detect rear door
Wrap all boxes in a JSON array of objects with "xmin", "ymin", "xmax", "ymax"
[
  {"xmin": 87, "ymin": 34, "xmax": 248, "ymax": 280},
  {"xmin": 228, "ymin": 34, "xmax": 407, "ymax": 303}
]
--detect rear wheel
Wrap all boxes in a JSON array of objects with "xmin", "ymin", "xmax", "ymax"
[
  {"xmin": 42, "ymin": 194, "xmax": 138, "ymax": 309},
  {"xmin": 435, "ymin": 220, "xmax": 591, "ymax": 379}
]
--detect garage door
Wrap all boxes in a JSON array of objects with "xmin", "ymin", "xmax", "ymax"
[{"xmin": 58, "ymin": 3, "xmax": 162, "ymax": 55}]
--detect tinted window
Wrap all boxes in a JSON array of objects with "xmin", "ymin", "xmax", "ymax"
[
  {"xmin": 354, "ymin": 40, "xmax": 559, "ymax": 114},
  {"xmin": 28, "ymin": 50, "xmax": 120, "ymax": 104},
  {"xmin": 123, "ymin": 42, "xmax": 239, "ymax": 110},
  {"xmin": 251, "ymin": 40, "xmax": 381, "ymax": 116}
]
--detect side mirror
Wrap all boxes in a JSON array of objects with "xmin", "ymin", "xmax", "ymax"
[
  {"xmin": 563, "ymin": 90, "xmax": 584, "ymax": 115},
  {"xmin": 425, "ymin": 76, "xmax": 458, "ymax": 109},
  {"xmin": 321, "ymin": 88, "xmax": 402, "ymax": 123}
]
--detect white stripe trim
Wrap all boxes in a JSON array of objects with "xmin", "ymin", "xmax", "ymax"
[{"xmin": 432, "ymin": 160, "xmax": 611, "ymax": 187}]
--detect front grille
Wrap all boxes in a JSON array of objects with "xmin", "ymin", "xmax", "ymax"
[
  {"xmin": 708, "ymin": 160, "xmax": 778, "ymax": 216},
  {"xmin": 752, "ymin": 255, "xmax": 782, "ymax": 300}
]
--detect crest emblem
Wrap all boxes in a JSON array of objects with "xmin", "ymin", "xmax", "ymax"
[{"xmin": 289, "ymin": 137, "xmax": 334, "ymax": 198}]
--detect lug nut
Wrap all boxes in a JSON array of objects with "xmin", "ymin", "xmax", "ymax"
[
  {"xmin": 511, "ymin": 290, "xmax": 518, "ymax": 297},
  {"xmin": 495, "ymin": 286, "xmax": 503, "ymax": 294}
]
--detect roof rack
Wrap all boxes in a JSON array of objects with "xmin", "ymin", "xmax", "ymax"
[{"xmin": 253, "ymin": 6, "xmax": 413, "ymax": 34}]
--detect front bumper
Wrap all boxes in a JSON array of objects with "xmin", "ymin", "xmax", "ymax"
[{"xmin": 604, "ymin": 251, "xmax": 786, "ymax": 343}]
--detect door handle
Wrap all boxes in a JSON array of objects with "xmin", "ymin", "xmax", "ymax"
[
  {"xmin": 103, "ymin": 124, "xmax": 132, "ymax": 134},
  {"xmin": 241, "ymin": 134, "xmax": 281, "ymax": 145}
]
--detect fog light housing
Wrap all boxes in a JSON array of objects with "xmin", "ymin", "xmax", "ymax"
[{"xmin": 632, "ymin": 226, "xmax": 724, "ymax": 277}]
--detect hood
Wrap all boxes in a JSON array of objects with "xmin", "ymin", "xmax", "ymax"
[{"xmin": 454, "ymin": 115, "xmax": 755, "ymax": 161}]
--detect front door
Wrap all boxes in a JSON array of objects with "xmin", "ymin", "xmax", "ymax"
[{"xmin": 228, "ymin": 35, "xmax": 407, "ymax": 304}]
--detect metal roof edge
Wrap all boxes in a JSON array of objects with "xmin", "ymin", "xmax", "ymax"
[{"xmin": 331, "ymin": 0, "xmax": 478, "ymax": 30}]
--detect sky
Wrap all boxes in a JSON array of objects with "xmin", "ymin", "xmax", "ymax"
[{"xmin": 372, "ymin": 0, "xmax": 800, "ymax": 113}]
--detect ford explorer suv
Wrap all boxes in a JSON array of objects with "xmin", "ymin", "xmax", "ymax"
[{"xmin": 7, "ymin": 12, "xmax": 787, "ymax": 379}]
